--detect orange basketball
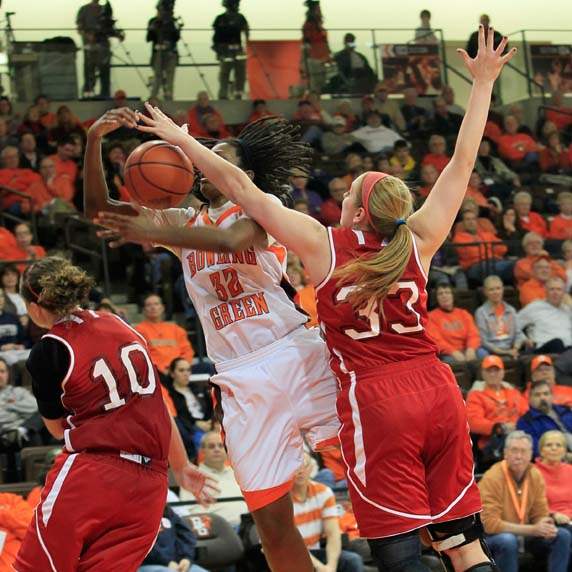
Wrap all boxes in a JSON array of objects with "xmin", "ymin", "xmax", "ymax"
[{"xmin": 124, "ymin": 140, "xmax": 195, "ymax": 209}]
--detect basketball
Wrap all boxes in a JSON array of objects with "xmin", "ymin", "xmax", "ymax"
[{"xmin": 124, "ymin": 140, "xmax": 194, "ymax": 209}]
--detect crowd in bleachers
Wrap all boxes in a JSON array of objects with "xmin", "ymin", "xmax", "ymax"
[{"xmin": 0, "ymin": 79, "xmax": 571, "ymax": 569}]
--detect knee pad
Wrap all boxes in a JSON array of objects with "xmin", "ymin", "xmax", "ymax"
[
  {"xmin": 368, "ymin": 531, "xmax": 429, "ymax": 572},
  {"xmin": 427, "ymin": 514, "xmax": 499, "ymax": 572}
]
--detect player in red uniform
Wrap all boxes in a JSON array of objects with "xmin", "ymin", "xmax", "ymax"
[
  {"xmin": 14, "ymin": 257, "xmax": 217, "ymax": 572},
  {"xmin": 131, "ymin": 26, "xmax": 516, "ymax": 572}
]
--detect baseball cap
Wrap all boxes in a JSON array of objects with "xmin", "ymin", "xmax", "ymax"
[
  {"xmin": 531, "ymin": 355, "xmax": 553, "ymax": 372},
  {"xmin": 482, "ymin": 355, "xmax": 504, "ymax": 370}
]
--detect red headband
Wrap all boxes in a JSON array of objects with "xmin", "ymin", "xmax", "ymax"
[{"xmin": 361, "ymin": 171, "xmax": 389, "ymax": 227}]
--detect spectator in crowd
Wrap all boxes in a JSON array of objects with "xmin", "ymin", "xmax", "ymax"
[
  {"xmin": 350, "ymin": 111, "xmax": 403, "ymax": 154},
  {"xmin": 48, "ymin": 136, "xmax": 78, "ymax": 185},
  {"xmin": 290, "ymin": 169, "xmax": 323, "ymax": 219},
  {"xmin": 319, "ymin": 177, "xmax": 346, "ymax": 226},
  {"xmin": 138, "ymin": 501, "xmax": 208, "ymax": 572},
  {"xmin": 18, "ymin": 132, "xmax": 43, "ymax": 171},
  {"xmin": 498, "ymin": 207, "xmax": 525, "ymax": 251},
  {"xmin": 452, "ymin": 210, "xmax": 511, "ymax": 284},
  {"xmin": 519, "ymin": 257, "xmax": 555, "ymax": 307},
  {"xmin": 293, "ymin": 99, "xmax": 329, "ymax": 148},
  {"xmin": 200, "ymin": 113, "xmax": 232, "ymax": 140},
  {"xmin": 0, "ymin": 97, "xmax": 17, "ymax": 135},
  {"xmin": 47, "ymin": 105, "xmax": 85, "ymax": 148},
  {"xmin": 497, "ymin": 115, "xmax": 539, "ymax": 168},
  {"xmin": 414, "ymin": 9, "xmax": 437, "ymax": 44},
  {"xmin": 466, "ymin": 15, "xmax": 504, "ymax": 59},
  {"xmin": 562, "ymin": 239, "xmax": 572, "ymax": 292},
  {"xmin": 549, "ymin": 191, "xmax": 572, "ymax": 240},
  {"xmin": 187, "ymin": 91, "xmax": 227, "ymax": 138},
  {"xmin": 333, "ymin": 99, "xmax": 359, "ymax": 131},
  {"xmin": 292, "ymin": 452, "xmax": 364, "ymax": 572},
  {"xmin": 0, "ymin": 357, "xmax": 39, "ymax": 447},
  {"xmin": 35, "ymin": 94, "xmax": 56, "ymax": 130},
  {"xmin": 516, "ymin": 381, "xmax": 572, "ymax": 458},
  {"xmin": 0, "ymin": 291, "xmax": 31, "ymax": 367},
  {"xmin": 442, "ymin": 85, "xmax": 465, "ymax": 116},
  {"xmin": 453, "ymin": 198, "xmax": 496, "ymax": 235},
  {"xmin": 540, "ymin": 132, "xmax": 571, "ymax": 175},
  {"xmin": 27, "ymin": 156, "xmax": 76, "ymax": 213},
  {"xmin": 389, "ymin": 140, "xmax": 416, "ymax": 178},
  {"xmin": 17, "ymin": 106, "xmax": 45, "ymax": 139},
  {"xmin": 475, "ymin": 275, "xmax": 528, "ymax": 358},
  {"xmin": 429, "ymin": 96, "xmax": 463, "ymax": 138},
  {"xmin": 545, "ymin": 90, "xmax": 572, "ymax": 131},
  {"xmin": 514, "ymin": 190, "xmax": 549, "ymax": 234},
  {"xmin": 417, "ymin": 163, "xmax": 438, "ymax": 199},
  {"xmin": 400, "ymin": 88, "xmax": 428, "ymax": 135},
  {"xmin": 301, "ymin": 0, "xmax": 331, "ymax": 94},
  {"xmin": 294, "ymin": 198, "xmax": 311, "ymax": 215},
  {"xmin": 464, "ymin": 170, "xmax": 491, "ymax": 210},
  {"xmin": 475, "ymin": 137, "xmax": 520, "ymax": 195},
  {"xmin": 371, "ymin": 82, "xmax": 406, "ymax": 132},
  {"xmin": 0, "ymin": 145, "xmax": 41, "ymax": 213},
  {"xmin": 246, "ymin": 99, "xmax": 275, "ymax": 124},
  {"xmin": 478, "ymin": 430, "xmax": 571, "ymax": 572},
  {"xmin": 9, "ymin": 223, "xmax": 46, "ymax": 272},
  {"xmin": 0, "ymin": 265, "xmax": 26, "ymax": 322},
  {"xmin": 535, "ymin": 431, "xmax": 572, "ymax": 525},
  {"xmin": 0, "ymin": 226, "xmax": 18, "ymax": 261},
  {"xmin": 332, "ymin": 33, "xmax": 376, "ymax": 95},
  {"xmin": 426, "ymin": 284, "xmax": 487, "ymax": 364},
  {"xmin": 514, "ymin": 232, "xmax": 564, "ymax": 286},
  {"xmin": 321, "ymin": 116, "xmax": 355, "ymax": 156},
  {"xmin": 164, "ymin": 357, "xmax": 212, "ymax": 459},
  {"xmin": 528, "ymin": 355, "xmax": 572, "ymax": 407},
  {"xmin": 180, "ymin": 431, "xmax": 248, "ymax": 528},
  {"xmin": 0, "ymin": 491, "xmax": 34, "ymax": 571},
  {"xmin": 421, "ymin": 134, "xmax": 450, "ymax": 173},
  {"xmin": 466, "ymin": 355, "xmax": 527, "ymax": 451},
  {"xmin": 507, "ymin": 103, "xmax": 535, "ymax": 137},
  {"xmin": 518, "ymin": 278, "xmax": 572, "ymax": 354},
  {"xmin": 135, "ymin": 294, "xmax": 194, "ymax": 375},
  {"xmin": 340, "ymin": 152, "xmax": 364, "ymax": 188},
  {"xmin": 0, "ymin": 117, "xmax": 17, "ymax": 151}
]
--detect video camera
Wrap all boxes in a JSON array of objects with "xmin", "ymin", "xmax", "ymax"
[{"xmin": 97, "ymin": 1, "xmax": 125, "ymax": 42}]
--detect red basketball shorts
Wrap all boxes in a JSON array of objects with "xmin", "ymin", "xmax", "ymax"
[
  {"xmin": 336, "ymin": 355, "xmax": 482, "ymax": 539},
  {"xmin": 15, "ymin": 451, "xmax": 168, "ymax": 572}
]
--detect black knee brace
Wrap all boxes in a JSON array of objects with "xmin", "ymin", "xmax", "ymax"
[{"xmin": 427, "ymin": 514, "xmax": 499, "ymax": 572}]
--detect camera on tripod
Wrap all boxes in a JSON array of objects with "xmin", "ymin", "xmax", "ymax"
[{"xmin": 97, "ymin": 1, "xmax": 125, "ymax": 42}]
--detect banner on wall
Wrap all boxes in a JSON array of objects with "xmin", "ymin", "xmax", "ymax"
[
  {"xmin": 530, "ymin": 45, "xmax": 572, "ymax": 93},
  {"xmin": 380, "ymin": 44, "xmax": 442, "ymax": 95},
  {"xmin": 246, "ymin": 40, "xmax": 302, "ymax": 100}
]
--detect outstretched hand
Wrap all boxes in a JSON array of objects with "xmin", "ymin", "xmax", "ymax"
[
  {"xmin": 137, "ymin": 102, "xmax": 189, "ymax": 146},
  {"xmin": 94, "ymin": 204, "xmax": 158, "ymax": 248},
  {"xmin": 87, "ymin": 107, "xmax": 138, "ymax": 139},
  {"xmin": 174, "ymin": 462, "xmax": 220, "ymax": 507},
  {"xmin": 457, "ymin": 25, "xmax": 516, "ymax": 83}
]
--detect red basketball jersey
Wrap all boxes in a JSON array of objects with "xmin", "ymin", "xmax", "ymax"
[
  {"xmin": 316, "ymin": 227, "xmax": 437, "ymax": 381},
  {"xmin": 47, "ymin": 310, "xmax": 171, "ymax": 462}
]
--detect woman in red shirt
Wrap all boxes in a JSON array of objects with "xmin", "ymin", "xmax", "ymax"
[
  {"xmin": 301, "ymin": 1, "xmax": 331, "ymax": 93},
  {"xmin": 497, "ymin": 114, "xmax": 539, "ymax": 166}
]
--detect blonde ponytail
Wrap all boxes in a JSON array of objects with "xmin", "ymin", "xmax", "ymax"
[{"xmin": 335, "ymin": 175, "xmax": 414, "ymax": 309}]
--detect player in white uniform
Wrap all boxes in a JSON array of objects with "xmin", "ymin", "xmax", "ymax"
[{"xmin": 85, "ymin": 110, "xmax": 339, "ymax": 572}]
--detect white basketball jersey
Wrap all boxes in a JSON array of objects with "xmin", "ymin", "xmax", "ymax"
[{"xmin": 152, "ymin": 202, "xmax": 307, "ymax": 364}]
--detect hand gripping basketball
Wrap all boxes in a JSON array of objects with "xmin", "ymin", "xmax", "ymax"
[{"xmin": 174, "ymin": 463, "xmax": 220, "ymax": 507}]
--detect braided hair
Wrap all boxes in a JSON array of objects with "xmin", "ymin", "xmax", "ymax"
[
  {"xmin": 21, "ymin": 257, "xmax": 94, "ymax": 318},
  {"xmin": 193, "ymin": 117, "xmax": 313, "ymax": 208}
]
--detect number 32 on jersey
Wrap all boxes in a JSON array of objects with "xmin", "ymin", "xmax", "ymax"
[{"xmin": 335, "ymin": 280, "xmax": 423, "ymax": 340}]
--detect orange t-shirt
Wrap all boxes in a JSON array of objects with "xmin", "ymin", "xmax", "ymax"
[
  {"xmin": 519, "ymin": 278, "xmax": 547, "ymax": 306},
  {"xmin": 465, "ymin": 186, "xmax": 489, "ymax": 208},
  {"xmin": 2, "ymin": 244, "xmax": 46, "ymax": 273},
  {"xmin": 135, "ymin": 320, "xmax": 195, "ymax": 373},
  {"xmin": 295, "ymin": 285, "xmax": 318, "ymax": 328},
  {"xmin": 0, "ymin": 168, "xmax": 42, "ymax": 210},
  {"xmin": 320, "ymin": 446, "xmax": 346, "ymax": 482},
  {"xmin": 549, "ymin": 215, "xmax": 572, "ymax": 240},
  {"xmin": 513, "ymin": 256, "xmax": 565, "ymax": 287},
  {"xmin": 498, "ymin": 133, "xmax": 538, "ymax": 161},
  {"xmin": 48, "ymin": 155, "xmax": 78, "ymax": 184},
  {"xmin": 421, "ymin": 153, "xmax": 450, "ymax": 173},
  {"xmin": 26, "ymin": 175, "xmax": 75, "ymax": 212},
  {"xmin": 452, "ymin": 230, "xmax": 507, "ymax": 270},
  {"xmin": 0, "ymin": 492, "xmax": 34, "ymax": 572},
  {"xmin": 519, "ymin": 212, "xmax": 548, "ymax": 237},
  {"xmin": 426, "ymin": 307, "xmax": 481, "ymax": 354},
  {"xmin": 523, "ymin": 383, "xmax": 572, "ymax": 408},
  {"xmin": 0, "ymin": 227, "xmax": 18, "ymax": 260}
]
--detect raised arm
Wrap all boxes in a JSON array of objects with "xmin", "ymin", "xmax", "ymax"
[
  {"xmin": 137, "ymin": 106, "xmax": 332, "ymax": 284},
  {"xmin": 84, "ymin": 108, "xmax": 140, "ymax": 219},
  {"xmin": 408, "ymin": 27, "xmax": 516, "ymax": 264}
]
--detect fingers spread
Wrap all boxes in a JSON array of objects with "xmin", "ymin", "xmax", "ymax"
[
  {"xmin": 478, "ymin": 24, "xmax": 485, "ymax": 53},
  {"xmin": 496, "ymin": 36, "xmax": 509, "ymax": 55}
]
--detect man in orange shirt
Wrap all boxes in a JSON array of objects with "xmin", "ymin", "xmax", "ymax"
[
  {"xmin": 0, "ymin": 146, "xmax": 41, "ymax": 213},
  {"xmin": 466, "ymin": 355, "xmax": 527, "ymax": 450},
  {"xmin": 519, "ymin": 256, "xmax": 551, "ymax": 306},
  {"xmin": 527, "ymin": 356, "xmax": 572, "ymax": 408},
  {"xmin": 497, "ymin": 114, "xmax": 539, "ymax": 166},
  {"xmin": 187, "ymin": 91, "xmax": 227, "ymax": 138},
  {"xmin": 135, "ymin": 294, "xmax": 194, "ymax": 374},
  {"xmin": 514, "ymin": 232, "xmax": 565, "ymax": 286},
  {"xmin": 427, "ymin": 284, "xmax": 487, "ymax": 364},
  {"xmin": 549, "ymin": 191, "xmax": 572, "ymax": 240},
  {"xmin": 513, "ymin": 191, "xmax": 547, "ymax": 237},
  {"xmin": 2, "ymin": 223, "xmax": 46, "ymax": 272},
  {"xmin": 26, "ymin": 157, "xmax": 76, "ymax": 213},
  {"xmin": 48, "ymin": 136, "xmax": 78, "ymax": 184},
  {"xmin": 453, "ymin": 210, "xmax": 511, "ymax": 284}
]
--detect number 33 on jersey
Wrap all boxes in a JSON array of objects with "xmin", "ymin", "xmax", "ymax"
[{"xmin": 316, "ymin": 227, "xmax": 438, "ymax": 380}]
